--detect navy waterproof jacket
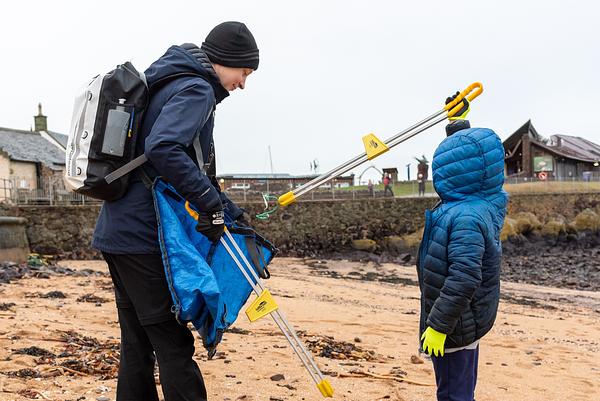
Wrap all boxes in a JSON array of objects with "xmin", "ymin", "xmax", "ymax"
[
  {"xmin": 417, "ymin": 128, "xmax": 508, "ymax": 348},
  {"xmin": 93, "ymin": 45, "xmax": 242, "ymax": 254}
]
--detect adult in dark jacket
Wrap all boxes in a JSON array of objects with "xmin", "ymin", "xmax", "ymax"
[
  {"xmin": 417, "ymin": 125, "xmax": 508, "ymax": 401},
  {"xmin": 92, "ymin": 21, "xmax": 259, "ymax": 401}
]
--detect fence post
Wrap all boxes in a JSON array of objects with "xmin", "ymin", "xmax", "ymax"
[{"xmin": 331, "ymin": 179, "xmax": 335, "ymax": 200}]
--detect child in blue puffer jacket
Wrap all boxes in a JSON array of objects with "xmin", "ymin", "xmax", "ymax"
[{"xmin": 417, "ymin": 121, "xmax": 508, "ymax": 401}]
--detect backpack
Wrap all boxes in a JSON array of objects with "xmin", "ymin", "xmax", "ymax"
[
  {"xmin": 64, "ymin": 62, "xmax": 149, "ymax": 201},
  {"xmin": 65, "ymin": 58, "xmax": 208, "ymax": 201}
]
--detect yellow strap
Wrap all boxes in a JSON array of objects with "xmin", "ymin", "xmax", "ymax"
[{"xmin": 184, "ymin": 201, "xmax": 199, "ymax": 220}]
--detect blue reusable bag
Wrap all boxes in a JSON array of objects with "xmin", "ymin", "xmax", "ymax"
[{"xmin": 152, "ymin": 179, "xmax": 276, "ymax": 356}]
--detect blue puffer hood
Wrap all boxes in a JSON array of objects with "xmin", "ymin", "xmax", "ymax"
[
  {"xmin": 432, "ymin": 128, "xmax": 508, "ymax": 226},
  {"xmin": 144, "ymin": 45, "xmax": 229, "ymax": 103}
]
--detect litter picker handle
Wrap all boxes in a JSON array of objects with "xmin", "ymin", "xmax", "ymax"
[{"xmin": 445, "ymin": 82, "xmax": 483, "ymax": 118}]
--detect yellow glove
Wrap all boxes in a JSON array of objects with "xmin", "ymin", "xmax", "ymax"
[{"xmin": 421, "ymin": 326, "xmax": 447, "ymax": 357}]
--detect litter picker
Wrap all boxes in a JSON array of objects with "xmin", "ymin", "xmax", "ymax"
[
  {"xmin": 277, "ymin": 82, "xmax": 483, "ymax": 207},
  {"xmin": 220, "ymin": 228, "xmax": 334, "ymax": 398}
]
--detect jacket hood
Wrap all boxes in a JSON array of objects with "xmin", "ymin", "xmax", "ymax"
[
  {"xmin": 144, "ymin": 45, "xmax": 229, "ymax": 103},
  {"xmin": 432, "ymin": 128, "xmax": 508, "ymax": 225}
]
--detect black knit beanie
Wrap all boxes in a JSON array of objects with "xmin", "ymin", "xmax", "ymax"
[{"xmin": 201, "ymin": 21, "xmax": 259, "ymax": 70}]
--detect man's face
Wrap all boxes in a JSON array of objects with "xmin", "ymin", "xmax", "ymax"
[{"xmin": 213, "ymin": 64, "xmax": 254, "ymax": 92}]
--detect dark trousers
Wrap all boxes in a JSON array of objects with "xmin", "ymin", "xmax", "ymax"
[
  {"xmin": 384, "ymin": 185, "xmax": 394, "ymax": 197},
  {"xmin": 103, "ymin": 252, "xmax": 208, "ymax": 401},
  {"xmin": 431, "ymin": 346, "xmax": 479, "ymax": 401}
]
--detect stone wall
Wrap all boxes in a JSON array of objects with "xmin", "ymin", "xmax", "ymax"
[
  {"xmin": 1, "ymin": 192, "xmax": 599, "ymax": 258},
  {"xmin": 244, "ymin": 197, "xmax": 439, "ymax": 256},
  {"xmin": 1, "ymin": 204, "xmax": 102, "ymax": 258},
  {"xmin": 0, "ymin": 216, "xmax": 29, "ymax": 262},
  {"xmin": 506, "ymin": 193, "xmax": 600, "ymax": 220}
]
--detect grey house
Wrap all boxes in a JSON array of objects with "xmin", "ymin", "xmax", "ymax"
[{"xmin": 0, "ymin": 105, "xmax": 67, "ymax": 199}]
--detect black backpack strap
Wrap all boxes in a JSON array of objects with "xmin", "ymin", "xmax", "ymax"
[
  {"xmin": 244, "ymin": 235, "xmax": 271, "ymax": 279},
  {"xmin": 138, "ymin": 166, "xmax": 154, "ymax": 189}
]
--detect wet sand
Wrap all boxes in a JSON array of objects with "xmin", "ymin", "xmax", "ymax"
[{"xmin": 0, "ymin": 258, "xmax": 599, "ymax": 401}]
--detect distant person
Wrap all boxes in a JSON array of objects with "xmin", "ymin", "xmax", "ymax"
[
  {"xmin": 367, "ymin": 179, "xmax": 374, "ymax": 197},
  {"xmin": 415, "ymin": 155, "xmax": 429, "ymax": 197},
  {"xmin": 417, "ymin": 96, "xmax": 508, "ymax": 401},
  {"xmin": 92, "ymin": 21, "xmax": 258, "ymax": 401},
  {"xmin": 417, "ymin": 173, "xmax": 425, "ymax": 196},
  {"xmin": 383, "ymin": 174, "xmax": 394, "ymax": 197}
]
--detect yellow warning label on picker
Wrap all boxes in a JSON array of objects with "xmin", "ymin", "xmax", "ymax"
[
  {"xmin": 245, "ymin": 289, "xmax": 279, "ymax": 322},
  {"xmin": 362, "ymin": 133, "xmax": 389, "ymax": 160}
]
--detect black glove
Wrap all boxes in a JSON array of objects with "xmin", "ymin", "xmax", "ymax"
[
  {"xmin": 445, "ymin": 91, "xmax": 470, "ymax": 120},
  {"xmin": 235, "ymin": 215, "xmax": 250, "ymax": 227},
  {"xmin": 195, "ymin": 210, "xmax": 225, "ymax": 242},
  {"xmin": 445, "ymin": 91, "xmax": 471, "ymax": 137}
]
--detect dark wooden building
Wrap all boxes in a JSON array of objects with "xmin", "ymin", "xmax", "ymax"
[
  {"xmin": 503, "ymin": 120, "xmax": 600, "ymax": 180},
  {"xmin": 382, "ymin": 167, "xmax": 398, "ymax": 183}
]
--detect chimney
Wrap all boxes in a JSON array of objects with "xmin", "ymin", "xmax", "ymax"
[{"xmin": 34, "ymin": 103, "xmax": 47, "ymax": 132}]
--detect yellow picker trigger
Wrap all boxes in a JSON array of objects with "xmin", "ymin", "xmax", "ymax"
[
  {"xmin": 245, "ymin": 289, "xmax": 278, "ymax": 322},
  {"xmin": 277, "ymin": 191, "xmax": 297, "ymax": 207},
  {"xmin": 446, "ymin": 82, "xmax": 483, "ymax": 118},
  {"xmin": 362, "ymin": 133, "xmax": 389, "ymax": 160},
  {"xmin": 317, "ymin": 379, "xmax": 334, "ymax": 397}
]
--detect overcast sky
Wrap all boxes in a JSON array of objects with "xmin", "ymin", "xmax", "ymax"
[{"xmin": 2, "ymin": 0, "xmax": 598, "ymax": 182}]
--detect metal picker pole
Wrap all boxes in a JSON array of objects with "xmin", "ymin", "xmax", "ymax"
[
  {"xmin": 292, "ymin": 109, "xmax": 446, "ymax": 198},
  {"xmin": 219, "ymin": 231, "xmax": 333, "ymax": 397},
  {"xmin": 294, "ymin": 112, "xmax": 449, "ymax": 199},
  {"xmin": 277, "ymin": 82, "xmax": 484, "ymax": 207},
  {"xmin": 223, "ymin": 231, "xmax": 327, "ymax": 380},
  {"xmin": 218, "ymin": 236, "xmax": 318, "ymax": 382}
]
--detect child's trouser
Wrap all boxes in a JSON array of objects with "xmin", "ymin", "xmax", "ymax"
[{"xmin": 431, "ymin": 345, "xmax": 479, "ymax": 401}]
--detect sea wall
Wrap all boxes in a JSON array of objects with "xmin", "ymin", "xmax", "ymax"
[{"xmin": 1, "ymin": 192, "xmax": 599, "ymax": 258}]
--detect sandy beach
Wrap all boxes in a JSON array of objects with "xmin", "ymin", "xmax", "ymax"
[{"xmin": 0, "ymin": 257, "xmax": 599, "ymax": 401}]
